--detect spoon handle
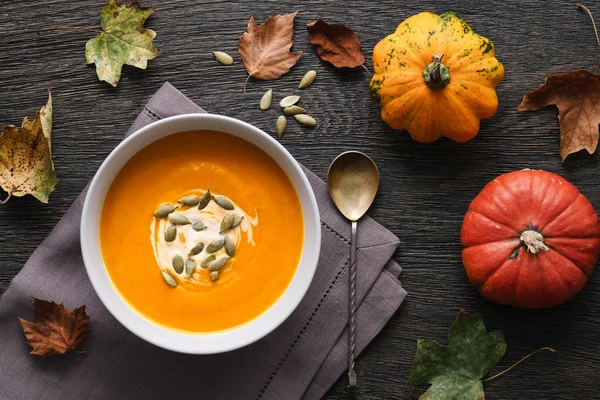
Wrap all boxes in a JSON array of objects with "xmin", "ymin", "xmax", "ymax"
[{"xmin": 348, "ymin": 220, "xmax": 358, "ymax": 389}]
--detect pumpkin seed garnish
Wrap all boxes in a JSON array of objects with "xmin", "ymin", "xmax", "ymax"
[
  {"xmin": 208, "ymin": 255, "xmax": 229, "ymax": 271},
  {"xmin": 220, "ymin": 211, "xmax": 235, "ymax": 233},
  {"xmin": 298, "ymin": 70, "xmax": 316, "ymax": 89},
  {"xmin": 280, "ymin": 95, "xmax": 300, "ymax": 108},
  {"xmin": 231, "ymin": 214, "xmax": 244, "ymax": 229},
  {"xmin": 154, "ymin": 204, "xmax": 177, "ymax": 218},
  {"xmin": 283, "ymin": 105, "xmax": 305, "ymax": 115},
  {"xmin": 172, "ymin": 254, "xmax": 184, "ymax": 274},
  {"xmin": 162, "ymin": 271, "xmax": 177, "ymax": 288},
  {"xmin": 210, "ymin": 271, "xmax": 220, "ymax": 281},
  {"xmin": 179, "ymin": 195, "xmax": 200, "ymax": 207},
  {"xmin": 294, "ymin": 114, "xmax": 317, "ymax": 127},
  {"xmin": 189, "ymin": 242, "xmax": 204, "ymax": 256},
  {"xmin": 185, "ymin": 259, "xmax": 197, "ymax": 276},
  {"xmin": 206, "ymin": 238, "xmax": 225, "ymax": 253},
  {"xmin": 213, "ymin": 51, "xmax": 233, "ymax": 65},
  {"xmin": 260, "ymin": 89, "xmax": 273, "ymax": 111},
  {"xmin": 276, "ymin": 116, "xmax": 287, "ymax": 138},
  {"xmin": 168, "ymin": 212, "xmax": 191, "ymax": 225},
  {"xmin": 224, "ymin": 235, "xmax": 235, "ymax": 257},
  {"xmin": 201, "ymin": 254, "xmax": 216, "ymax": 269},
  {"xmin": 165, "ymin": 224, "xmax": 177, "ymax": 242},
  {"xmin": 214, "ymin": 195, "xmax": 234, "ymax": 210},
  {"xmin": 198, "ymin": 190, "xmax": 211, "ymax": 210},
  {"xmin": 192, "ymin": 221, "xmax": 207, "ymax": 231}
]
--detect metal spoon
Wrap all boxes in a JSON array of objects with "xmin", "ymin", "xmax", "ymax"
[{"xmin": 327, "ymin": 151, "xmax": 380, "ymax": 389}]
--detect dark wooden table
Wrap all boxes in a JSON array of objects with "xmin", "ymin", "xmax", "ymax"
[{"xmin": 1, "ymin": 0, "xmax": 599, "ymax": 398}]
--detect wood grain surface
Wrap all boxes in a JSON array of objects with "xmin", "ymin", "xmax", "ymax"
[{"xmin": 1, "ymin": 0, "xmax": 599, "ymax": 398}]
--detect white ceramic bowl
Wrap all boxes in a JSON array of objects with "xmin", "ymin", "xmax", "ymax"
[{"xmin": 81, "ymin": 114, "xmax": 321, "ymax": 354}]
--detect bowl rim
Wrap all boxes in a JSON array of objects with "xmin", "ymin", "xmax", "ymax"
[{"xmin": 80, "ymin": 113, "xmax": 321, "ymax": 354}]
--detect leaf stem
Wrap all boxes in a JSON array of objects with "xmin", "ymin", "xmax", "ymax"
[
  {"xmin": 360, "ymin": 64, "xmax": 370, "ymax": 74},
  {"xmin": 243, "ymin": 74, "xmax": 251, "ymax": 95},
  {"xmin": 0, "ymin": 192, "xmax": 12, "ymax": 204},
  {"xmin": 37, "ymin": 26, "xmax": 101, "ymax": 34},
  {"xmin": 482, "ymin": 347, "xmax": 556, "ymax": 382},
  {"xmin": 578, "ymin": 4, "xmax": 600, "ymax": 49}
]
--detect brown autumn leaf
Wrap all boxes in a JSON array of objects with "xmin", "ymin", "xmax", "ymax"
[
  {"xmin": 19, "ymin": 298, "xmax": 90, "ymax": 356},
  {"xmin": 306, "ymin": 19, "xmax": 365, "ymax": 68},
  {"xmin": 238, "ymin": 11, "xmax": 302, "ymax": 88}
]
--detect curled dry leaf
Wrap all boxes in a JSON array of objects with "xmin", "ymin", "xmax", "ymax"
[
  {"xmin": 0, "ymin": 90, "xmax": 57, "ymax": 204},
  {"xmin": 85, "ymin": 0, "xmax": 159, "ymax": 87},
  {"xmin": 306, "ymin": 19, "xmax": 365, "ymax": 68},
  {"xmin": 19, "ymin": 298, "xmax": 90, "ymax": 357}
]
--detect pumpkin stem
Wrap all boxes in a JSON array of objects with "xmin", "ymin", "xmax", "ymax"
[
  {"xmin": 520, "ymin": 230, "xmax": 549, "ymax": 254},
  {"xmin": 423, "ymin": 53, "xmax": 450, "ymax": 89}
]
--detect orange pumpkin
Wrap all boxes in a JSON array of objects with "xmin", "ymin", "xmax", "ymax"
[
  {"xmin": 461, "ymin": 170, "xmax": 600, "ymax": 309},
  {"xmin": 370, "ymin": 12, "xmax": 504, "ymax": 143}
]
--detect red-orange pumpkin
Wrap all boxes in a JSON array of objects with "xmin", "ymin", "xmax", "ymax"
[{"xmin": 461, "ymin": 169, "xmax": 600, "ymax": 309}]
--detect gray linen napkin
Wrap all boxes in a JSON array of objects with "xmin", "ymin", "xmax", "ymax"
[{"xmin": 0, "ymin": 82, "xmax": 406, "ymax": 400}]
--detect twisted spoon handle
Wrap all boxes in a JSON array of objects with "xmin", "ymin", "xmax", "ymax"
[{"xmin": 348, "ymin": 220, "xmax": 358, "ymax": 388}]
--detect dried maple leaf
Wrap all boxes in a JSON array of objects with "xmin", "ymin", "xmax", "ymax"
[
  {"xmin": 238, "ymin": 12, "xmax": 302, "ymax": 89},
  {"xmin": 306, "ymin": 19, "xmax": 365, "ymax": 69},
  {"xmin": 19, "ymin": 298, "xmax": 90, "ymax": 357},
  {"xmin": 85, "ymin": 0, "xmax": 159, "ymax": 87},
  {"xmin": 0, "ymin": 90, "xmax": 57, "ymax": 204}
]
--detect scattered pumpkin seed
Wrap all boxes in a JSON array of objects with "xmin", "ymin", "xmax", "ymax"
[
  {"xmin": 210, "ymin": 271, "xmax": 220, "ymax": 281},
  {"xmin": 198, "ymin": 190, "xmax": 211, "ymax": 210},
  {"xmin": 179, "ymin": 195, "xmax": 200, "ymax": 206},
  {"xmin": 214, "ymin": 195, "xmax": 234, "ymax": 210},
  {"xmin": 213, "ymin": 51, "xmax": 233, "ymax": 65},
  {"xmin": 201, "ymin": 254, "xmax": 216, "ymax": 269},
  {"xmin": 280, "ymin": 95, "xmax": 300, "ymax": 108},
  {"xmin": 154, "ymin": 204, "xmax": 177, "ymax": 218},
  {"xmin": 276, "ymin": 116, "xmax": 287, "ymax": 138},
  {"xmin": 165, "ymin": 224, "xmax": 177, "ymax": 242},
  {"xmin": 260, "ymin": 89, "xmax": 273, "ymax": 110},
  {"xmin": 220, "ymin": 211, "xmax": 235, "ymax": 233},
  {"xmin": 206, "ymin": 238, "xmax": 225, "ymax": 253},
  {"xmin": 172, "ymin": 254, "xmax": 184, "ymax": 274},
  {"xmin": 185, "ymin": 259, "xmax": 197, "ymax": 276},
  {"xmin": 231, "ymin": 214, "xmax": 244, "ymax": 229},
  {"xmin": 162, "ymin": 271, "xmax": 177, "ymax": 288},
  {"xmin": 298, "ymin": 70, "xmax": 316, "ymax": 89},
  {"xmin": 224, "ymin": 235, "xmax": 235, "ymax": 257},
  {"xmin": 189, "ymin": 242, "xmax": 204, "ymax": 256},
  {"xmin": 192, "ymin": 221, "xmax": 206, "ymax": 231},
  {"xmin": 283, "ymin": 106, "xmax": 305, "ymax": 115},
  {"xmin": 168, "ymin": 212, "xmax": 191, "ymax": 225},
  {"xmin": 208, "ymin": 255, "xmax": 229, "ymax": 271},
  {"xmin": 294, "ymin": 114, "xmax": 317, "ymax": 127}
]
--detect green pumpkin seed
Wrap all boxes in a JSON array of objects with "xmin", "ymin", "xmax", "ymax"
[
  {"xmin": 231, "ymin": 214, "xmax": 244, "ymax": 229},
  {"xmin": 198, "ymin": 190, "xmax": 211, "ymax": 210},
  {"xmin": 276, "ymin": 116, "xmax": 287, "ymax": 138},
  {"xmin": 284, "ymin": 106, "xmax": 305, "ymax": 115},
  {"xmin": 294, "ymin": 114, "xmax": 317, "ymax": 127},
  {"xmin": 192, "ymin": 221, "xmax": 207, "ymax": 231},
  {"xmin": 162, "ymin": 271, "xmax": 177, "ymax": 288},
  {"xmin": 220, "ymin": 211, "xmax": 235, "ymax": 233},
  {"xmin": 165, "ymin": 225, "xmax": 177, "ymax": 242},
  {"xmin": 168, "ymin": 212, "xmax": 191, "ymax": 225},
  {"xmin": 189, "ymin": 242, "xmax": 204, "ymax": 256},
  {"xmin": 224, "ymin": 235, "xmax": 235, "ymax": 257},
  {"xmin": 208, "ymin": 255, "xmax": 229, "ymax": 271},
  {"xmin": 206, "ymin": 238, "xmax": 225, "ymax": 253},
  {"xmin": 260, "ymin": 89, "xmax": 273, "ymax": 110},
  {"xmin": 179, "ymin": 195, "xmax": 200, "ymax": 206},
  {"xmin": 214, "ymin": 195, "xmax": 234, "ymax": 210},
  {"xmin": 298, "ymin": 70, "xmax": 316, "ymax": 89},
  {"xmin": 172, "ymin": 254, "xmax": 184, "ymax": 274},
  {"xmin": 185, "ymin": 259, "xmax": 197, "ymax": 276},
  {"xmin": 280, "ymin": 95, "xmax": 300, "ymax": 108},
  {"xmin": 213, "ymin": 51, "xmax": 233, "ymax": 65},
  {"xmin": 210, "ymin": 271, "xmax": 220, "ymax": 281},
  {"xmin": 154, "ymin": 204, "xmax": 177, "ymax": 218},
  {"xmin": 201, "ymin": 254, "xmax": 216, "ymax": 269}
]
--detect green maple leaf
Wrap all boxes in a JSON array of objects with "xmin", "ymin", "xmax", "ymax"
[
  {"xmin": 85, "ymin": 0, "xmax": 159, "ymax": 87},
  {"xmin": 407, "ymin": 310, "xmax": 507, "ymax": 400}
]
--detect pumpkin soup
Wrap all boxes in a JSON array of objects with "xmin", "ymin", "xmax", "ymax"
[{"xmin": 100, "ymin": 130, "xmax": 304, "ymax": 333}]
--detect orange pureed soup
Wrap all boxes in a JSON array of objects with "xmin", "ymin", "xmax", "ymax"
[{"xmin": 100, "ymin": 130, "xmax": 304, "ymax": 332}]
